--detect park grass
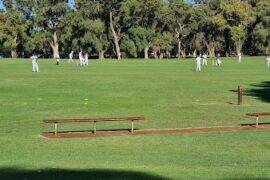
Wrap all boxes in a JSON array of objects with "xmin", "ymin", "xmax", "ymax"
[{"xmin": 0, "ymin": 57, "xmax": 270, "ymax": 179}]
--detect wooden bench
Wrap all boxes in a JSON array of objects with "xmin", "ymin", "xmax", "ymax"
[
  {"xmin": 246, "ymin": 112, "xmax": 270, "ymax": 128},
  {"xmin": 43, "ymin": 117, "xmax": 145, "ymax": 136}
]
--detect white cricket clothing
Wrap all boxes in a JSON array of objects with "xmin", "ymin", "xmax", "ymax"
[
  {"xmin": 266, "ymin": 57, "xmax": 270, "ymax": 67},
  {"xmin": 79, "ymin": 51, "xmax": 84, "ymax": 66},
  {"xmin": 196, "ymin": 56, "xmax": 201, "ymax": 71},
  {"xmin": 202, "ymin": 54, "xmax": 207, "ymax": 66},
  {"xmin": 84, "ymin": 53, "xmax": 89, "ymax": 65},
  {"xmin": 216, "ymin": 58, "xmax": 221, "ymax": 66},
  {"xmin": 30, "ymin": 55, "xmax": 39, "ymax": 72},
  {"xmin": 238, "ymin": 53, "xmax": 242, "ymax": 63},
  {"xmin": 68, "ymin": 51, "xmax": 74, "ymax": 63}
]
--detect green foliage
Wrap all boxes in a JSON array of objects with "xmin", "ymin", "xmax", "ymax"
[
  {"xmin": 249, "ymin": 0, "xmax": 270, "ymax": 54},
  {"xmin": 128, "ymin": 27, "xmax": 153, "ymax": 52},
  {"xmin": 120, "ymin": 35, "xmax": 137, "ymax": 58},
  {"xmin": 0, "ymin": 0, "xmax": 269, "ymax": 57},
  {"xmin": 0, "ymin": 7, "xmax": 28, "ymax": 57}
]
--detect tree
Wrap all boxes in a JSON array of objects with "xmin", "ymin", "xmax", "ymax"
[
  {"xmin": 198, "ymin": 2, "xmax": 224, "ymax": 57},
  {"xmin": 32, "ymin": 0, "xmax": 69, "ymax": 59},
  {"xmin": 0, "ymin": 0, "xmax": 28, "ymax": 58},
  {"xmin": 169, "ymin": 0, "xmax": 195, "ymax": 58},
  {"xmin": 62, "ymin": 0, "xmax": 108, "ymax": 59},
  {"xmin": 213, "ymin": 0, "xmax": 253, "ymax": 54},
  {"xmin": 248, "ymin": 0, "xmax": 270, "ymax": 55}
]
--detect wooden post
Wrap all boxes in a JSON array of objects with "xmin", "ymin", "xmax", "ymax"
[
  {"xmin": 256, "ymin": 116, "xmax": 259, "ymax": 128},
  {"xmin": 238, "ymin": 85, "xmax": 243, "ymax": 105},
  {"xmin": 54, "ymin": 123, "xmax": 57, "ymax": 136},
  {"xmin": 131, "ymin": 120, "xmax": 134, "ymax": 133},
  {"xmin": 93, "ymin": 121, "xmax": 96, "ymax": 135}
]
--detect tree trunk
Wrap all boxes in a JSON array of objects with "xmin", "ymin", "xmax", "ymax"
[
  {"xmin": 235, "ymin": 38, "xmax": 242, "ymax": 55},
  {"xmin": 109, "ymin": 11, "xmax": 121, "ymax": 60},
  {"xmin": 154, "ymin": 51, "xmax": 158, "ymax": 59},
  {"xmin": 193, "ymin": 49, "xmax": 197, "ymax": 57},
  {"xmin": 180, "ymin": 48, "xmax": 186, "ymax": 58},
  {"xmin": 209, "ymin": 47, "xmax": 215, "ymax": 57},
  {"xmin": 144, "ymin": 46, "xmax": 149, "ymax": 59},
  {"xmin": 159, "ymin": 51, "xmax": 164, "ymax": 59},
  {"xmin": 50, "ymin": 31, "xmax": 59, "ymax": 59},
  {"xmin": 11, "ymin": 49, "xmax": 17, "ymax": 58},
  {"xmin": 177, "ymin": 39, "xmax": 182, "ymax": 58},
  {"xmin": 99, "ymin": 50, "xmax": 105, "ymax": 59},
  {"xmin": 11, "ymin": 34, "xmax": 18, "ymax": 58}
]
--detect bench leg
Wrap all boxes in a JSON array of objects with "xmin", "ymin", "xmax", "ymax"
[
  {"xmin": 54, "ymin": 123, "xmax": 58, "ymax": 136},
  {"xmin": 256, "ymin": 116, "xmax": 259, "ymax": 128},
  {"xmin": 131, "ymin": 120, "xmax": 134, "ymax": 133},
  {"xmin": 93, "ymin": 121, "xmax": 96, "ymax": 135}
]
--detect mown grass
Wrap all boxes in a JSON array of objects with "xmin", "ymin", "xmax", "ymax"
[{"xmin": 0, "ymin": 57, "xmax": 270, "ymax": 179}]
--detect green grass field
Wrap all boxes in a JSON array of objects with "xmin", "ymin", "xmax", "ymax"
[{"xmin": 1, "ymin": 57, "xmax": 270, "ymax": 179}]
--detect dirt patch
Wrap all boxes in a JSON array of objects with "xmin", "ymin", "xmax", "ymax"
[{"xmin": 41, "ymin": 124, "xmax": 270, "ymax": 139}]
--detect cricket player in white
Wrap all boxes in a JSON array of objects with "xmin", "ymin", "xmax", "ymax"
[
  {"xmin": 202, "ymin": 53, "xmax": 207, "ymax": 66},
  {"xmin": 196, "ymin": 54, "xmax": 201, "ymax": 72},
  {"xmin": 79, "ymin": 51, "xmax": 84, "ymax": 66},
  {"xmin": 216, "ymin": 57, "xmax": 221, "ymax": 66},
  {"xmin": 238, "ymin": 52, "xmax": 242, "ymax": 63},
  {"xmin": 266, "ymin": 56, "xmax": 270, "ymax": 67},
  {"xmin": 84, "ymin": 53, "xmax": 88, "ymax": 65},
  {"xmin": 68, "ymin": 51, "xmax": 74, "ymax": 63},
  {"xmin": 31, "ymin": 54, "xmax": 39, "ymax": 72}
]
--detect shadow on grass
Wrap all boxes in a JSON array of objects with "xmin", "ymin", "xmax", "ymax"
[
  {"xmin": 241, "ymin": 122, "xmax": 270, "ymax": 126},
  {"xmin": 230, "ymin": 81, "xmax": 270, "ymax": 103},
  {"xmin": 244, "ymin": 81, "xmax": 270, "ymax": 103},
  {"xmin": 0, "ymin": 168, "xmax": 171, "ymax": 180}
]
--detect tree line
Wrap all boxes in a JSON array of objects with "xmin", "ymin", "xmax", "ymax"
[{"xmin": 0, "ymin": 0, "xmax": 269, "ymax": 59}]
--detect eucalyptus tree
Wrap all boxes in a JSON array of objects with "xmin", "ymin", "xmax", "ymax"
[
  {"xmin": 168, "ymin": 0, "xmax": 195, "ymax": 58},
  {"xmin": 212, "ymin": 0, "xmax": 253, "ymax": 54},
  {"xmin": 32, "ymin": 0, "xmax": 69, "ymax": 59},
  {"xmin": 249, "ymin": 0, "xmax": 270, "ymax": 55},
  {"xmin": 0, "ymin": 0, "xmax": 28, "ymax": 58},
  {"xmin": 199, "ymin": 1, "xmax": 224, "ymax": 57},
  {"xmin": 100, "ymin": 0, "xmax": 123, "ymax": 59},
  {"xmin": 127, "ymin": 0, "xmax": 170, "ymax": 59},
  {"xmin": 63, "ymin": 0, "xmax": 108, "ymax": 59},
  {"xmin": 115, "ymin": 0, "xmax": 143, "ymax": 58}
]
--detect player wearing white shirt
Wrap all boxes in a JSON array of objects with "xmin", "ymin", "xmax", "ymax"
[
  {"xmin": 68, "ymin": 51, "xmax": 74, "ymax": 63},
  {"xmin": 84, "ymin": 53, "xmax": 88, "ymax": 66},
  {"xmin": 30, "ymin": 54, "xmax": 39, "ymax": 72},
  {"xmin": 196, "ymin": 54, "xmax": 201, "ymax": 72},
  {"xmin": 238, "ymin": 52, "xmax": 242, "ymax": 63},
  {"xmin": 266, "ymin": 56, "xmax": 270, "ymax": 67},
  {"xmin": 202, "ymin": 53, "xmax": 207, "ymax": 66},
  {"xmin": 79, "ymin": 51, "xmax": 84, "ymax": 66},
  {"xmin": 216, "ymin": 57, "xmax": 221, "ymax": 66}
]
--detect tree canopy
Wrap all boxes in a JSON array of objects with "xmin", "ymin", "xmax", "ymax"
[{"xmin": 0, "ymin": 0, "xmax": 269, "ymax": 59}]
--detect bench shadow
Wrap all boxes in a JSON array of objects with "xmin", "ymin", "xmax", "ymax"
[
  {"xmin": 240, "ymin": 122, "xmax": 270, "ymax": 126},
  {"xmin": 0, "ymin": 167, "xmax": 171, "ymax": 180}
]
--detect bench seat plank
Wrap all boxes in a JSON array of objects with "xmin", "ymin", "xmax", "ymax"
[
  {"xmin": 43, "ymin": 117, "xmax": 145, "ymax": 136},
  {"xmin": 246, "ymin": 112, "xmax": 270, "ymax": 117},
  {"xmin": 44, "ymin": 117, "xmax": 145, "ymax": 123}
]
